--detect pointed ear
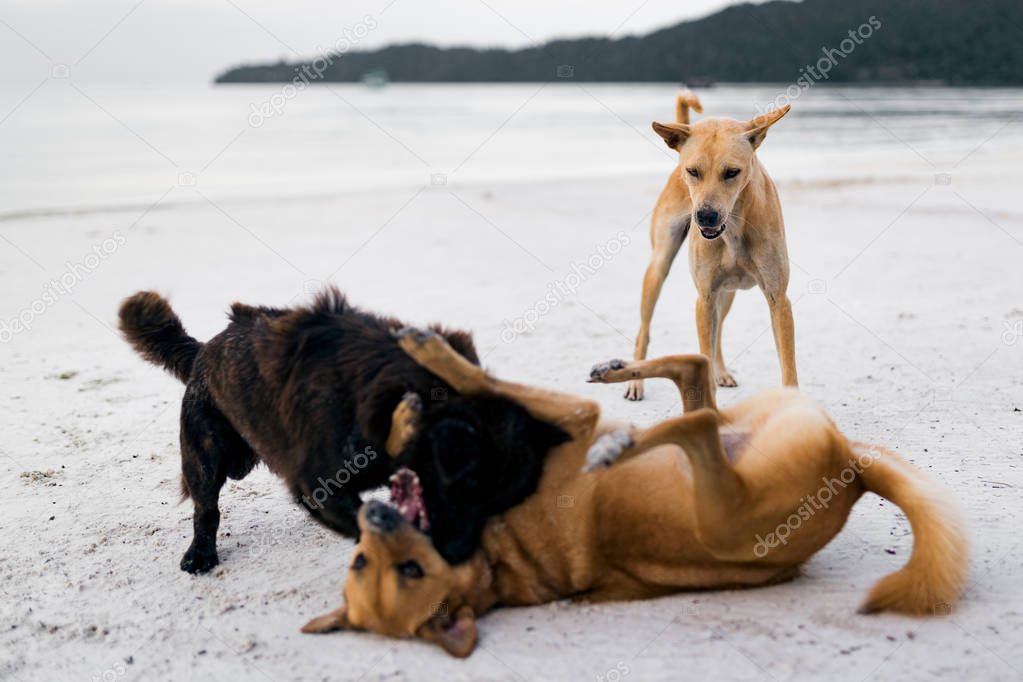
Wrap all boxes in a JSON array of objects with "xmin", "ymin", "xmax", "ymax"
[
  {"xmin": 417, "ymin": 606, "xmax": 477, "ymax": 658},
  {"xmin": 744, "ymin": 104, "xmax": 790, "ymax": 150},
  {"xmin": 301, "ymin": 605, "xmax": 356, "ymax": 634},
  {"xmin": 652, "ymin": 121, "xmax": 691, "ymax": 150}
]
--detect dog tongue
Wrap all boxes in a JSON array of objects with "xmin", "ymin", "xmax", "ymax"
[{"xmin": 388, "ymin": 468, "xmax": 430, "ymax": 531}]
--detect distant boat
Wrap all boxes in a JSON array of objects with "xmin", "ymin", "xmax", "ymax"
[
  {"xmin": 361, "ymin": 69, "xmax": 389, "ymax": 89},
  {"xmin": 684, "ymin": 78, "xmax": 715, "ymax": 89}
]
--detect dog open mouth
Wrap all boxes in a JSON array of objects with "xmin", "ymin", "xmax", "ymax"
[
  {"xmin": 389, "ymin": 467, "xmax": 430, "ymax": 532},
  {"xmin": 699, "ymin": 224, "xmax": 726, "ymax": 240}
]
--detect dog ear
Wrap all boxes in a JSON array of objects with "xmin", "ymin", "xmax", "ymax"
[
  {"xmin": 430, "ymin": 418, "xmax": 480, "ymax": 485},
  {"xmin": 651, "ymin": 121, "xmax": 691, "ymax": 150},
  {"xmin": 301, "ymin": 605, "xmax": 357, "ymax": 634},
  {"xmin": 744, "ymin": 105, "xmax": 790, "ymax": 149},
  {"xmin": 418, "ymin": 606, "xmax": 478, "ymax": 658}
]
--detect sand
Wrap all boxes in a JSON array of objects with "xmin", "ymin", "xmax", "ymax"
[{"xmin": 2, "ymin": 99, "xmax": 1023, "ymax": 680}]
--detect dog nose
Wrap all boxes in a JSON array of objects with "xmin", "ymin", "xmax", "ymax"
[
  {"xmin": 364, "ymin": 500, "xmax": 402, "ymax": 533},
  {"xmin": 696, "ymin": 208, "xmax": 720, "ymax": 227}
]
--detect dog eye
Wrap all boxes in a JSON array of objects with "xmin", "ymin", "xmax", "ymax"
[
  {"xmin": 723, "ymin": 168, "xmax": 741, "ymax": 179},
  {"xmin": 397, "ymin": 560, "xmax": 424, "ymax": 579},
  {"xmin": 686, "ymin": 168, "xmax": 700, "ymax": 179},
  {"xmin": 351, "ymin": 553, "xmax": 367, "ymax": 570}
]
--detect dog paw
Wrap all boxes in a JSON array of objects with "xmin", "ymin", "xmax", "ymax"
[
  {"xmin": 623, "ymin": 380, "xmax": 644, "ymax": 401},
  {"xmin": 715, "ymin": 370, "xmax": 738, "ymax": 388},
  {"xmin": 588, "ymin": 359, "xmax": 628, "ymax": 383},
  {"xmin": 399, "ymin": 391, "xmax": 423, "ymax": 415},
  {"xmin": 394, "ymin": 326, "xmax": 447, "ymax": 361},
  {"xmin": 180, "ymin": 545, "xmax": 219, "ymax": 574},
  {"xmin": 393, "ymin": 326, "xmax": 437, "ymax": 345},
  {"xmin": 387, "ymin": 392, "xmax": 423, "ymax": 457},
  {"xmin": 584, "ymin": 430, "xmax": 635, "ymax": 472}
]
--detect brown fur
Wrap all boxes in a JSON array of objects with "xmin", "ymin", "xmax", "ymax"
[
  {"xmin": 303, "ymin": 331, "xmax": 969, "ymax": 657},
  {"xmin": 627, "ymin": 92, "xmax": 797, "ymax": 398}
]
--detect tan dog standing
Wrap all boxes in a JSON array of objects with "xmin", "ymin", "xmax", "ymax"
[
  {"xmin": 627, "ymin": 93, "xmax": 796, "ymax": 398},
  {"xmin": 301, "ymin": 330, "xmax": 968, "ymax": 657}
]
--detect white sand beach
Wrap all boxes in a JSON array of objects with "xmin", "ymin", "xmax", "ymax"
[{"xmin": 1, "ymin": 83, "xmax": 1022, "ymax": 680}]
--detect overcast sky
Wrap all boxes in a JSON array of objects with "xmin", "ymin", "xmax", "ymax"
[{"xmin": 0, "ymin": 0, "xmax": 744, "ymax": 82}]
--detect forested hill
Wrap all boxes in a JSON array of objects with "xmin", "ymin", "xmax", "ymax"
[{"xmin": 215, "ymin": 0, "xmax": 1023, "ymax": 85}]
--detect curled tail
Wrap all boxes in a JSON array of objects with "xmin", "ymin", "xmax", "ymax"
[
  {"xmin": 853, "ymin": 442, "xmax": 969, "ymax": 615},
  {"xmin": 676, "ymin": 90, "xmax": 704, "ymax": 124},
  {"xmin": 118, "ymin": 292, "xmax": 201, "ymax": 382}
]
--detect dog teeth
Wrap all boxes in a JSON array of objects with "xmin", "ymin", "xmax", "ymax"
[{"xmin": 387, "ymin": 466, "xmax": 429, "ymax": 530}]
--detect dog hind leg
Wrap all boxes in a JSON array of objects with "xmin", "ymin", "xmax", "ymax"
[
  {"xmin": 588, "ymin": 354, "xmax": 715, "ymax": 413},
  {"xmin": 586, "ymin": 410, "xmax": 752, "ymax": 558},
  {"xmin": 178, "ymin": 382, "xmax": 255, "ymax": 573},
  {"xmin": 766, "ymin": 290, "xmax": 798, "ymax": 387}
]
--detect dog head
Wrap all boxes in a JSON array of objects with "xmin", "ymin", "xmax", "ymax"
[
  {"xmin": 301, "ymin": 393, "xmax": 568, "ymax": 657},
  {"xmin": 652, "ymin": 105, "xmax": 790, "ymax": 240},
  {"xmin": 398, "ymin": 394, "xmax": 569, "ymax": 563},
  {"xmin": 301, "ymin": 500, "xmax": 482, "ymax": 657}
]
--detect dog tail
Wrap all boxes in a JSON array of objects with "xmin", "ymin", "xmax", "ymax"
[
  {"xmin": 852, "ymin": 442, "xmax": 969, "ymax": 616},
  {"xmin": 118, "ymin": 291, "xmax": 201, "ymax": 383},
  {"xmin": 676, "ymin": 90, "xmax": 704, "ymax": 124}
]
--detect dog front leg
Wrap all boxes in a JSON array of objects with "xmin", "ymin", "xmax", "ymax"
[
  {"xmin": 626, "ymin": 218, "xmax": 687, "ymax": 401},
  {"xmin": 397, "ymin": 328, "xmax": 600, "ymax": 443},
  {"xmin": 627, "ymin": 253, "xmax": 675, "ymax": 400},
  {"xmin": 713, "ymin": 290, "xmax": 737, "ymax": 387},
  {"xmin": 695, "ymin": 292, "xmax": 724, "ymax": 389},
  {"xmin": 386, "ymin": 392, "xmax": 423, "ymax": 457}
]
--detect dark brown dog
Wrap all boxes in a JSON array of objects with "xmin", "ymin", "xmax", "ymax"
[{"xmin": 119, "ymin": 288, "xmax": 567, "ymax": 573}]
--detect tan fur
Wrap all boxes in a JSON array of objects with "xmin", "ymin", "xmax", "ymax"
[
  {"xmin": 853, "ymin": 443, "xmax": 970, "ymax": 615},
  {"xmin": 302, "ymin": 333, "xmax": 969, "ymax": 656},
  {"xmin": 675, "ymin": 90, "xmax": 703, "ymax": 125},
  {"xmin": 627, "ymin": 94, "xmax": 797, "ymax": 399},
  {"xmin": 385, "ymin": 392, "xmax": 422, "ymax": 457}
]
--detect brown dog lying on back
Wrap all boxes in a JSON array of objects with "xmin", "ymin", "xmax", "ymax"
[
  {"xmin": 628, "ymin": 92, "xmax": 797, "ymax": 398},
  {"xmin": 302, "ymin": 330, "xmax": 968, "ymax": 657}
]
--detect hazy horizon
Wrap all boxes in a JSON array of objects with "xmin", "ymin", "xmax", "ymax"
[{"xmin": 0, "ymin": 0, "xmax": 744, "ymax": 84}]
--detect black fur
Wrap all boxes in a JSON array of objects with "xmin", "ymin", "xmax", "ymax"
[
  {"xmin": 119, "ymin": 292, "xmax": 200, "ymax": 382},
  {"xmin": 118, "ymin": 288, "xmax": 567, "ymax": 572},
  {"xmin": 398, "ymin": 396, "xmax": 569, "ymax": 562}
]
